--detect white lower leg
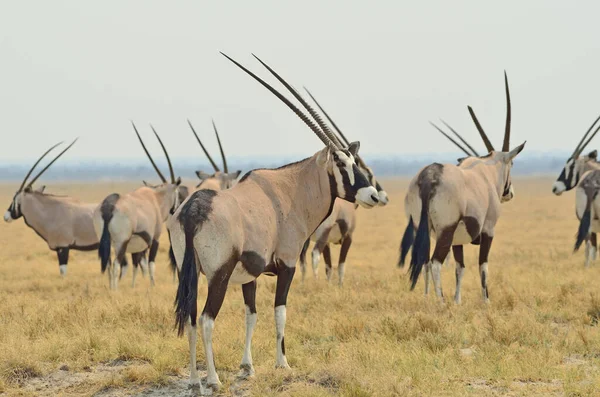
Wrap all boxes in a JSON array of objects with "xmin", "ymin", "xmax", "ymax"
[
  {"xmin": 325, "ymin": 264, "xmax": 333, "ymax": 282},
  {"xmin": 586, "ymin": 242, "xmax": 591, "ymax": 267},
  {"xmin": 431, "ymin": 260, "xmax": 443, "ymax": 299},
  {"xmin": 201, "ymin": 314, "xmax": 221, "ymax": 388},
  {"xmin": 274, "ymin": 305, "xmax": 290, "ymax": 369},
  {"xmin": 592, "ymin": 245, "xmax": 598, "ymax": 262},
  {"xmin": 110, "ymin": 261, "xmax": 121, "ymax": 290},
  {"xmin": 444, "ymin": 254, "xmax": 451, "ymax": 267},
  {"xmin": 186, "ymin": 320, "xmax": 202, "ymax": 388},
  {"xmin": 240, "ymin": 306, "xmax": 257, "ymax": 376},
  {"xmin": 454, "ymin": 263, "xmax": 464, "ymax": 304},
  {"xmin": 424, "ymin": 262, "xmax": 431, "ymax": 295},
  {"xmin": 120, "ymin": 264, "xmax": 129, "ymax": 278},
  {"xmin": 149, "ymin": 261, "xmax": 156, "ymax": 286},
  {"xmin": 311, "ymin": 250, "xmax": 320, "ymax": 279},
  {"xmin": 479, "ymin": 262, "xmax": 489, "ymax": 303},
  {"xmin": 59, "ymin": 264, "xmax": 67, "ymax": 277},
  {"xmin": 338, "ymin": 262, "xmax": 345, "ymax": 287},
  {"xmin": 140, "ymin": 257, "xmax": 148, "ymax": 276},
  {"xmin": 300, "ymin": 259, "xmax": 306, "ymax": 282},
  {"xmin": 131, "ymin": 266, "xmax": 138, "ymax": 288}
]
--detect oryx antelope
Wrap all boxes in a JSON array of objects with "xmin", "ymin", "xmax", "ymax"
[
  {"xmin": 399, "ymin": 72, "xmax": 526, "ymax": 304},
  {"xmin": 298, "ymin": 89, "xmax": 390, "ymax": 285},
  {"xmin": 93, "ymin": 123, "xmax": 181, "ymax": 290},
  {"xmin": 551, "ymin": 115, "xmax": 600, "ymax": 266},
  {"xmin": 3, "ymin": 139, "xmax": 101, "ymax": 276},
  {"xmin": 170, "ymin": 53, "xmax": 379, "ymax": 392},
  {"xmin": 188, "ymin": 120, "xmax": 241, "ymax": 190},
  {"xmin": 574, "ymin": 169, "xmax": 600, "ymax": 265}
]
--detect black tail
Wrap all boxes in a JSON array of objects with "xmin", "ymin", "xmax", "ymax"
[
  {"xmin": 398, "ymin": 216, "xmax": 415, "ymax": 267},
  {"xmin": 409, "ymin": 200, "xmax": 431, "ymax": 290},
  {"xmin": 174, "ymin": 229, "xmax": 198, "ymax": 336},
  {"xmin": 575, "ymin": 193, "xmax": 594, "ymax": 251},
  {"xmin": 98, "ymin": 193, "xmax": 119, "ymax": 273},
  {"xmin": 167, "ymin": 230, "xmax": 178, "ymax": 279}
]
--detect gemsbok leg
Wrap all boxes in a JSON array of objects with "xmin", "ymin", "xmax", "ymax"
[
  {"xmin": 323, "ymin": 245, "xmax": 333, "ymax": 282},
  {"xmin": 452, "ymin": 245, "xmax": 465, "ymax": 304},
  {"xmin": 240, "ymin": 280, "xmax": 257, "ymax": 377},
  {"xmin": 338, "ymin": 236, "xmax": 353, "ymax": 286},
  {"xmin": 430, "ymin": 224, "xmax": 458, "ymax": 300},
  {"xmin": 110, "ymin": 243, "xmax": 128, "ymax": 290},
  {"xmin": 299, "ymin": 239, "xmax": 310, "ymax": 282},
  {"xmin": 56, "ymin": 247, "xmax": 69, "ymax": 277},
  {"xmin": 311, "ymin": 229, "xmax": 332, "ymax": 279},
  {"xmin": 274, "ymin": 263, "xmax": 295, "ymax": 369},
  {"xmin": 148, "ymin": 239, "xmax": 159, "ymax": 286},
  {"xmin": 131, "ymin": 251, "xmax": 146, "ymax": 288},
  {"xmin": 479, "ymin": 234, "xmax": 493, "ymax": 303}
]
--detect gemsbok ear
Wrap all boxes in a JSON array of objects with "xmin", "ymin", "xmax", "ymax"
[
  {"xmin": 316, "ymin": 146, "xmax": 331, "ymax": 167},
  {"xmin": 175, "ymin": 176, "xmax": 182, "ymax": 186},
  {"xmin": 196, "ymin": 171, "xmax": 211, "ymax": 180},
  {"xmin": 588, "ymin": 150, "xmax": 598, "ymax": 160},
  {"xmin": 347, "ymin": 141, "xmax": 360, "ymax": 157},
  {"xmin": 507, "ymin": 141, "xmax": 526, "ymax": 161},
  {"xmin": 230, "ymin": 170, "xmax": 242, "ymax": 180},
  {"xmin": 35, "ymin": 185, "xmax": 46, "ymax": 193},
  {"xmin": 143, "ymin": 180, "xmax": 149, "ymax": 186}
]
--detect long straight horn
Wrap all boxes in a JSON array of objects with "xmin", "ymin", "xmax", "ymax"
[
  {"xmin": 18, "ymin": 141, "xmax": 63, "ymax": 192},
  {"xmin": 187, "ymin": 120, "xmax": 220, "ymax": 172},
  {"xmin": 573, "ymin": 114, "xmax": 600, "ymax": 158},
  {"xmin": 150, "ymin": 124, "xmax": 175, "ymax": 183},
  {"xmin": 468, "ymin": 106, "xmax": 495, "ymax": 152},
  {"xmin": 26, "ymin": 138, "xmax": 78, "ymax": 189},
  {"xmin": 220, "ymin": 52, "xmax": 337, "ymax": 149},
  {"xmin": 579, "ymin": 123, "xmax": 600, "ymax": 156},
  {"xmin": 440, "ymin": 119, "xmax": 480, "ymax": 156},
  {"xmin": 251, "ymin": 54, "xmax": 343, "ymax": 149},
  {"xmin": 430, "ymin": 122, "xmax": 472, "ymax": 157},
  {"xmin": 303, "ymin": 87, "xmax": 350, "ymax": 146},
  {"xmin": 212, "ymin": 120, "xmax": 228, "ymax": 173},
  {"xmin": 303, "ymin": 87, "xmax": 367, "ymax": 167},
  {"xmin": 502, "ymin": 71, "xmax": 512, "ymax": 152},
  {"xmin": 131, "ymin": 121, "xmax": 167, "ymax": 183}
]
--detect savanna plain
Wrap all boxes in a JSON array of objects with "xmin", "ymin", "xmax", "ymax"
[{"xmin": 1, "ymin": 178, "xmax": 600, "ymax": 396}]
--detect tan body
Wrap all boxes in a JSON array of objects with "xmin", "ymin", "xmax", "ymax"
[{"xmin": 575, "ymin": 170, "xmax": 600, "ymax": 266}]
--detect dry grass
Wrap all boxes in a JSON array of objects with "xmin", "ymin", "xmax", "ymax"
[{"xmin": 1, "ymin": 178, "xmax": 600, "ymax": 396}]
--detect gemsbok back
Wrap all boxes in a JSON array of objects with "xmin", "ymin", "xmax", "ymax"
[
  {"xmin": 3, "ymin": 139, "xmax": 100, "ymax": 276},
  {"xmin": 188, "ymin": 119, "xmax": 241, "ymax": 191},
  {"xmin": 299, "ymin": 88, "xmax": 390, "ymax": 285},
  {"xmin": 93, "ymin": 123, "xmax": 181, "ymax": 290},
  {"xmin": 551, "ymin": 115, "xmax": 600, "ymax": 265},
  {"xmin": 399, "ymin": 72, "xmax": 526, "ymax": 304},
  {"xmin": 169, "ymin": 53, "xmax": 379, "ymax": 392}
]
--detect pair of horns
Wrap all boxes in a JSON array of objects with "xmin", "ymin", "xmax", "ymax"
[
  {"xmin": 467, "ymin": 71, "xmax": 512, "ymax": 153},
  {"xmin": 188, "ymin": 119, "xmax": 229, "ymax": 173},
  {"xmin": 571, "ymin": 114, "xmax": 600, "ymax": 159},
  {"xmin": 303, "ymin": 87, "xmax": 368, "ymax": 168},
  {"xmin": 131, "ymin": 122, "xmax": 176, "ymax": 184},
  {"xmin": 221, "ymin": 52, "xmax": 344, "ymax": 151},
  {"xmin": 18, "ymin": 139, "xmax": 79, "ymax": 192}
]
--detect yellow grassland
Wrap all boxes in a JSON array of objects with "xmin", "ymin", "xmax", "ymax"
[{"xmin": 0, "ymin": 178, "xmax": 599, "ymax": 396}]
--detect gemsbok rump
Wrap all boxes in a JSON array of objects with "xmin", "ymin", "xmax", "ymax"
[
  {"xmin": 169, "ymin": 53, "xmax": 379, "ymax": 392},
  {"xmin": 399, "ymin": 72, "xmax": 526, "ymax": 304},
  {"xmin": 299, "ymin": 88, "xmax": 390, "ymax": 285},
  {"xmin": 3, "ymin": 139, "xmax": 100, "ymax": 276},
  {"xmin": 551, "ymin": 115, "xmax": 600, "ymax": 265},
  {"xmin": 93, "ymin": 123, "xmax": 181, "ymax": 290}
]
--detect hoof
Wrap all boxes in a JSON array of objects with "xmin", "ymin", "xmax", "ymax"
[
  {"xmin": 275, "ymin": 363, "xmax": 291, "ymax": 370},
  {"xmin": 207, "ymin": 380, "xmax": 222, "ymax": 393},
  {"xmin": 238, "ymin": 363, "xmax": 255, "ymax": 379}
]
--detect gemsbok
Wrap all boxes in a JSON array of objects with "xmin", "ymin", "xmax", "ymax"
[
  {"xmin": 93, "ymin": 123, "xmax": 181, "ymax": 290},
  {"xmin": 298, "ymin": 89, "xmax": 390, "ymax": 285},
  {"xmin": 399, "ymin": 72, "xmax": 526, "ymax": 304},
  {"xmin": 574, "ymin": 169, "xmax": 600, "ymax": 265},
  {"xmin": 188, "ymin": 119, "xmax": 241, "ymax": 190},
  {"xmin": 551, "ymin": 115, "xmax": 600, "ymax": 265},
  {"xmin": 170, "ymin": 53, "xmax": 379, "ymax": 392},
  {"xmin": 3, "ymin": 139, "xmax": 101, "ymax": 276}
]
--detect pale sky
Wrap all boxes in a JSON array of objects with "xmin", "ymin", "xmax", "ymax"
[{"xmin": 1, "ymin": 1, "xmax": 600, "ymax": 164}]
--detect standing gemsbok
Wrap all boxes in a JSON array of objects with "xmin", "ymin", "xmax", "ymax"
[
  {"xmin": 551, "ymin": 115, "xmax": 600, "ymax": 265},
  {"xmin": 188, "ymin": 119, "xmax": 241, "ymax": 191},
  {"xmin": 169, "ymin": 53, "xmax": 379, "ymax": 392},
  {"xmin": 3, "ymin": 139, "xmax": 101, "ymax": 276},
  {"xmin": 299, "ymin": 89, "xmax": 390, "ymax": 285},
  {"xmin": 93, "ymin": 123, "xmax": 181, "ymax": 290},
  {"xmin": 399, "ymin": 72, "xmax": 526, "ymax": 304}
]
